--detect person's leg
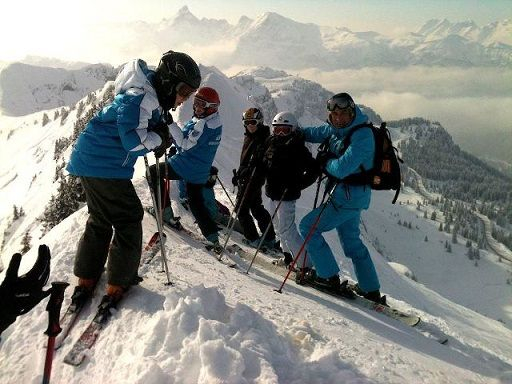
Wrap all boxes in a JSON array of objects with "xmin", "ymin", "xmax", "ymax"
[
  {"xmin": 74, "ymin": 177, "xmax": 113, "ymax": 284},
  {"xmin": 250, "ymin": 189, "xmax": 276, "ymax": 242},
  {"xmin": 186, "ymin": 182, "xmax": 219, "ymax": 241},
  {"xmin": 299, "ymin": 202, "xmax": 345, "ymax": 278},
  {"xmin": 237, "ymin": 190, "xmax": 260, "ymax": 241},
  {"xmin": 336, "ymin": 210, "xmax": 380, "ymax": 293},
  {"xmin": 278, "ymin": 200, "xmax": 312, "ymax": 268}
]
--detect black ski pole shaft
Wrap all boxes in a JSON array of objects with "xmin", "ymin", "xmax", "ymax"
[
  {"xmin": 275, "ymin": 183, "xmax": 338, "ymax": 293},
  {"xmin": 144, "ymin": 155, "xmax": 172, "ymax": 285},
  {"xmin": 154, "ymin": 152, "xmax": 171, "ymax": 284},
  {"xmin": 246, "ymin": 188, "xmax": 287, "ymax": 274},
  {"xmin": 219, "ymin": 167, "xmax": 257, "ymax": 261},
  {"xmin": 42, "ymin": 281, "xmax": 69, "ymax": 384},
  {"xmin": 217, "ymin": 176, "xmax": 235, "ymax": 209}
]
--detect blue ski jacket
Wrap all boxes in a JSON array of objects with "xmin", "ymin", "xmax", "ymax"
[
  {"xmin": 67, "ymin": 59, "xmax": 164, "ymax": 179},
  {"xmin": 168, "ymin": 113, "xmax": 222, "ymax": 184},
  {"xmin": 301, "ymin": 105, "xmax": 375, "ymax": 209}
]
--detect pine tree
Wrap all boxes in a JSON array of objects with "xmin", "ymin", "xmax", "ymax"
[
  {"xmin": 21, "ymin": 230, "xmax": 31, "ymax": 254},
  {"xmin": 41, "ymin": 175, "xmax": 85, "ymax": 233},
  {"xmin": 439, "ymin": 223, "xmax": 443, "ymax": 231},
  {"xmin": 424, "ymin": 235, "xmax": 428, "ymax": 242},
  {"xmin": 13, "ymin": 205, "xmax": 19, "ymax": 220}
]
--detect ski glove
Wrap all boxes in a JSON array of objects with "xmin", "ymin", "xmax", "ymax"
[
  {"xmin": 152, "ymin": 122, "xmax": 172, "ymax": 158},
  {"xmin": 0, "ymin": 245, "xmax": 51, "ymax": 334},
  {"xmin": 316, "ymin": 151, "xmax": 338, "ymax": 171}
]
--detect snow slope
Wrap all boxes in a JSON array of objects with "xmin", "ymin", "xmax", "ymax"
[{"xmin": 0, "ymin": 65, "xmax": 511, "ymax": 383}]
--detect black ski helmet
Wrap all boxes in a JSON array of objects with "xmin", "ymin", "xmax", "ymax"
[
  {"xmin": 154, "ymin": 50, "xmax": 201, "ymax": 111},
  {"xmin": 326, "ymin": 92, "xmax": 356, "ymax": 127}
]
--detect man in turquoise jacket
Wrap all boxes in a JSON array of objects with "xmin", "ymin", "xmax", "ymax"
[
  {"xmin": 67, "ymin": 51, "xmax": 201, "ymax": 308},
  {"xmin": 298, "ymin": 93, "xmax": 384, "ymax": 304}
]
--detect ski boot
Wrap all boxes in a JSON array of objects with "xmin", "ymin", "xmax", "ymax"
[
  {"xmin": 70, "ymin": 278, "xmax": 96, "ymax": 312},
  {"xmin": 352, "ymin": 283, "xmax": 388, "ymax": 306}
]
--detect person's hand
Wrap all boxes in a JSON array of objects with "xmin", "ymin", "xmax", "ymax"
[
  {"xmin": 231, "ymin": 169, "xmax": 238, "ymax": 187},
  {"xmin": 316, "ymin": 151, "xmax": 337, "ymax": 170},
  {"xmin": 152, "ymin": 122, "xmax": 172, "ymax": 158},
  {"xmin": 0, "ymin": 245, "xmax": 51, "ymax": 334}
]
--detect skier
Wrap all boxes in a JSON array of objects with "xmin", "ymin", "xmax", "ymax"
[
  {"xmin": 232, "ymin": 108, "xmax": 277, "ymax": 249},
  {"xmin": 66, "ymin": 51, "xmax": 201, "ymax": 308},
  {"xmin": 148, "ymin": 86, "xmax": 223, "ymax": 251},
  {"xmin": 262, "ymin": 111, "xmax": 320, "ymax": 267},
  {"xmin": 297, "ymin": 93, "xmax": 384, "ymax": 304}
]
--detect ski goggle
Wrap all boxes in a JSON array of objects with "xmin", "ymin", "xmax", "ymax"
[
  {"xmin": 326, "ymin": 96, "xmax": 354, "ymax": 112},
  {"xmin": 243, "ymin": 119, "xmax": 258, "ymax": 127},
  {"xmin": 176, "ymin": 82, "xmax": 197, "ymax": 98},
  {"xmin": 193, "ymin": 97, "xmax": 218, "ymax": 109},
  {"xmin": 273, "ymin": 125, "xmax": 292, "ymax": 136}
]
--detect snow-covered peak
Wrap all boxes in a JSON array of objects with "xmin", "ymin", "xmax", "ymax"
[{"xmin": 0, "ymin": 62, "xmax": 116, "ymax": 116}]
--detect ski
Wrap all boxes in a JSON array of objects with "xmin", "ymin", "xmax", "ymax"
[
  {"xmin": 227, "ymin": 244, "xmax": 434, "ymax": 331},
  {"xmin": 63, "ymin": 296, "xmax": 122, "ymax": 366},
  {"xmin": 51, "ymin": 286, "xmax": 97, "ymax": 350},
  {"xmin": 140, "ymin": 231, "xmax": 167, "ymax": 265}
]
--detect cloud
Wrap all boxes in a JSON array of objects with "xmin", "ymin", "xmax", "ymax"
[{"xmin": 296, "ymin": 66, "xmax": 512, "ymax": 136}]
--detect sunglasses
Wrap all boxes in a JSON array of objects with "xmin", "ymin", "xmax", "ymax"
[
  {"xmin": 193, "ymin": 97, "xmax": 218, "ymax": 109},
  {"xmin": 176, "ymin": 82, "xmax": 197, "ymax": 98},
  {"xmin": 326, "ymin": 97, "xmax": 354, "ymax": 112},
  {"xmin": 243, "ymin": 119, "xmax": 258, "ymax": 127},
  {"xmin": 273, "ymin": 125, "xmax": 292, "ymax": 136}
]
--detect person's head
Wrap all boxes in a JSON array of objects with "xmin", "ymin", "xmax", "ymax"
[
  {"xmin": 271, "ymin": 111, "xmax": 298, "ymax": 136},
  {"xmin": 193, "ymin": 87, "xmax": 220, "ymax": 118},
  {"xmin": 242, "ymin": 107, "xmax": 264, "ymax": 134},
  {"xmin": 326, "ymin": 93, "xmax": 356, "ymax": 129},
  {"xmin": 154, "ymin": 50, "xmax": 201, "ymax": 111}
]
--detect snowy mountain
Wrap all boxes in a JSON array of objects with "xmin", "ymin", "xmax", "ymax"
[
  {"xmin": 39, "ymin": 6, "xmax": 509, "ymax": 70},
  {"xmin": 0, "ymin": 64, "xmax": 511, "ymax": 383},
  {"xmin": 0, "ymin": 62, "xmax": 116, "ymax": 116}
]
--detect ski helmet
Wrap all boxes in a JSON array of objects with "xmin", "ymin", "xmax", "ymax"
[
  {"xmin": 154, "ymin": 50, "xmax": 201, "ymax": 111},
  {"xmin": 271, "ymin": 111, "xmax": 298, "ymax": 136},
  {"xmin": 242, "ymin": 107, "xmax": 263, "ymax": 127},
  {"xmin": 193, "ymin": 87, "xmax": 220, "ymax": 118}
]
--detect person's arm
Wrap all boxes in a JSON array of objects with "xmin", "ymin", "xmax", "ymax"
[
  {"xmin": 325, "ymin": 128, "xmax": 374, "ymax": 180},
  {"xmin": 116, "ymin": 89, "xmax": 161, "ymax": 155},
  {"xmin": 299, "ymin": 145, "xmax": 321, "ymax": 189},
  {"xmin": 300, "ymin": 123, "xmax": 335, "ymax": 143}
]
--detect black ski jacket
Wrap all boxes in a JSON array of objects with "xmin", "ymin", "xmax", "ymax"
[
  {"xmin": 236, "ymin": 124, "xmax": 270, "ymax": 188},
  {"xmin": 262, "ymin": 132, "xmax": 320, "ymax": 201}
]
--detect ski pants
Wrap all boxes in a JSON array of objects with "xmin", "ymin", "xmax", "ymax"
[
  {"xmin": 149, "ymin": 162, "xmax": 218, "ymax": 239},
  {"xmin": 237, "ymin": 186, "xmax": 275, "ymax": 242},
  {"xmin": 74, "ymin": 176, "xmax": 143, "ymax": 287},
  {"xmin": 299, "ymin": 203, "xmax": 380, "ymax": 292},
  {"xmin": 269, "ymin": 199, "xmax": 312, "ymax": 268}
]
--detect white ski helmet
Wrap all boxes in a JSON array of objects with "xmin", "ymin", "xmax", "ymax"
[{"xmin": 272, "ymin": 111, "xmax": 298, "ymax": 131}]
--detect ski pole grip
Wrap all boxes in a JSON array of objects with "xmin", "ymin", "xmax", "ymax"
[{"xmin": 45, "ymin": 282, "xmax": 69, "ymax": 337}]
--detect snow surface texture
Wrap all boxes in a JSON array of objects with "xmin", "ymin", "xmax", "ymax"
[{"xmin": 1, "ymin": 66, "xmax": 512, "ymax": 384}]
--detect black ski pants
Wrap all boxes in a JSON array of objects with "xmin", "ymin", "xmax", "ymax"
[
  {"xmin": 74, "ymin": 176, "xmax": 143, "ymax": 287},
  {"xmin": 237, "ymin": 186, "xmax": 276, "ymax": 242},
  {"xmin": 149, "ymin": 161, "xmax": 218, "ymax": 239}
]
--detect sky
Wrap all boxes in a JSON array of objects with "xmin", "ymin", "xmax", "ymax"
[{"xmin": 1, "ymin": 0, "xmax": 511, "ymax": 62}]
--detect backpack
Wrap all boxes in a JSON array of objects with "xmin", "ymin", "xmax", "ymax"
[{"xmin": 341, "ymin": 122, "xmax": 403, "ymax": 204}]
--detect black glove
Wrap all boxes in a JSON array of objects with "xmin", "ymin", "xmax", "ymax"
[
  {"xmin": 0, "ymin": 245, "xmax": 52, "ymax": 334},
  {"xmin": 316, "ymin": 151, "xmax": 337, "ymax": 170},
  {"xmin": 231, "ymin": 169, "xmax": 238, "ymax": 187},
  {"xmin": 152, "ymin": 122, "xmax": 172, "ymax": 158}
]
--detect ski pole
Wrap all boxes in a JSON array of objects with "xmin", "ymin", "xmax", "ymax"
[
  {"xmin": 246, "ymin": 188, "xmax": 287, "ymax": 274},
  {"xmin": 217, "ymin": 176, "xmax": 235, "ymax": 209},
  {"xmin": 154, "ymin": 152, "xmax": 172, "ymax": 283},
  {"xmin": 218, "ymin": 167, "xmax": 257, "ymax": 261},
  {"xmin": 42, "ymin": 281, "xmax": 69, "ymax": 384},
  {"xmin": 274, "ymin": 182, "xmax": 338, "ymax": 293},
  {"xmin": 144, "ymin": 154, "xmax": 172, "ymax": 285}
]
